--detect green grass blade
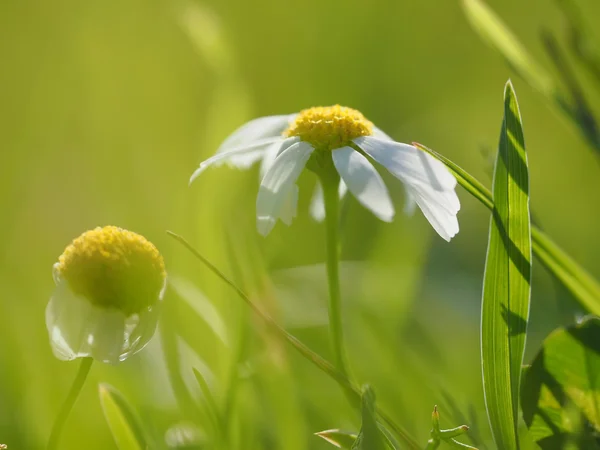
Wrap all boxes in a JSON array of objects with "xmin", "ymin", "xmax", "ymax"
[
  {"xmin": 461, "ymin": 0, "xmax": 554, "ymax": 97},
  {"xmin": 315, "ymin": 429, "xmax": 357, "ymax": 449},
  {"xmin": 192, "ymin": 368, "xmax": 225, "ymax": 439},
  {"xmin": 412, "ymin": 145, "xmax": 600, "ymax": 315},
  {"xmin": 531, "ymin": 228, "xmax": 600, "ymax": 314},
  {"xmin": 98, "ymin": 384, "xmax": 148, "ymax": 450},
  {"xmin": 480, "ymin": 80, "xmax": 531, "ymax": 450},
  {"xmin": 167, "ymin": 231, "xmax": 422, "ymax": 450}
]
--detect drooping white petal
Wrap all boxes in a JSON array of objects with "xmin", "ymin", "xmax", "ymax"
[
  {"xmin": 406, "ymin": 185, "xmax": 460, "ymax": 241},
  {"xmin": 309, "ymin": 180, "xmax": 348, "ymax": 222},
  {"xmin": 217, "ymin": 114, "xmax": 297, "ymax": 153},
  {"xmin": 279, "ymin": 184, "xmax": 299, "ymax": 226},
  {"xmin": 354, "ymin": 136, "xmax": 457, "ymax": 191},
  {"xmin": 256, "ymin": 141, "xmax": 315, "ymax": 236},
  {"xmin": 46, "ymin": 280, "xmax": 161, "ymax": 363},
  {"xmin": 332, "ymin": 146, "xmax": 394, "ymax": 222},
  {"xmin": 354, "ymin": 136, "xmax": 460, "ymax": 240},
  {"xmin": 120, "ymin": 302, "xmax": 161, "ymax": 360},
  {"xmin": 190, "ymin": 137, "xmax": 284, "ymax": 184},
  {"xmin": 404, "ymin": 189, "xmax": 417, "ymax": 216},
  {"xmin": 259, "ymin": 137, "xmax": 300, "ymax": 179}
]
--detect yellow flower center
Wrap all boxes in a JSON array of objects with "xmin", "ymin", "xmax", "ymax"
[
  {"xmin": 285, "ymin": 105, "xmax": 373, "ymax": 151},
  {"xmin": 55, "ymin": 226, "xmax": 166, "ymax": 315}
]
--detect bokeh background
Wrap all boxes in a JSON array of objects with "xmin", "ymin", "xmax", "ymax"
[{"xmin": 1, "ymin": 0, "xmax": 600, "ymax": 448}]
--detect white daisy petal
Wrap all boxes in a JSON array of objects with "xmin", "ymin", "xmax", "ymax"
[
  {"xmin": 259, "ymin": 137, "xmax": 300, "ymax": 179},
  {"xmin": 279, "ymin": 184, "xmax": 299, "ymax": 226},
  {"xmin": 404, "ymin": 189, "xmax": 417, "ymax": 216},
  {"xmin": 256, "ymin": 141, "xmax": 314, "ymax": 236},
  {"xmin": 190, "ymin": 137, "xmax": 284, "ymax": 184},
  {"xmin": 406, "ymin": 185, "xmax": 460, "ymax": 241},
  {"xmin": 338, "ymin": 180, "xmax": 348, "ymax": 198},
  {"xmin": 310, "ymin": 180, "xmax": 348, "ymax": 222},
  {"xmin": 217, "ymin": 114, "xmax": 297, "ymax": 153},
  {"xmin": 332, "ymin": 146, "xmax": 394, "ymax": 222},
  {"xmin": 46, "ymin": 281, "xmax": 160, "ymax": 364},
  {"xmin": 355, "ymin": 136, "xmax": 460, "ymax": 240},
  {"xmin": 354, "ymin": 136, "xmax": 457, "ymax": 191}
]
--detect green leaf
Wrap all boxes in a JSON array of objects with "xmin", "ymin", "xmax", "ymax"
[
  {"xmin": 521, "ymin": 317, "xmax": 600, "ymax": 449},
  {"xmin": 315, "ymin": 430, "xmax": 357, "ymax": 449},
  {"xmin": 411, "ymin": 145, "xmax": 600, "ymax": 316},
  {"xmin": 461, "ymin": 0, "xmax": 554, "ymax": 96},
  {"xmin": 192, "ymin": 368, "xmax": 225, "ymax": 439},
  {"xmin": 352, "ymin": 386, "xmax": 389, "ymax": 450},
  {"xmin": 99, "ymin": 384, "xmax": 149, "ymax": 450},
  {"xmin": 480, "ymin": 80, "xmax": 531, "ymax": 450}
]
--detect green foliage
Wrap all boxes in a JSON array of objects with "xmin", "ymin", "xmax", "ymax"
[
  {"xmin": 192, "ymin": 368, "xmax": 225, "ymax": 442},
  {"xmin": 480, "ymin": 81, "xmax": 531, "ymax": 449},
  {"xmin": 461, "ymin": 0, "xmax": 554, "ymax": 96},
  {"xmin": 462, "ymin": 0, "xmax": 600, "ymax": 154},
  {"xmin": 351, "ymin": 386, "xmax": 388, "ymax": 450},
  {"xmin": 315, "ymin": 386, "xmax": 403, "ymax": 450},
  {"xmin": 412, "ymin": 147, "xmax": 600, "ymax": 315},
  {"xmin": 3, "ymin": 1, "xmax": 600, "ymax": 449},
  {"xmin": 315, "ymin": 429, "xmax": 358, "ymax": 449},
  {"xmin": 99, "ymin": 384, "xmax": 150, "ymax": 450},
  {"xmin": 425, "ymin": 406, "xmax": 477, "ymax": 449},
  {"xmin": 521, "ymin": 317, "xmax": 600, "ymax": 449}
]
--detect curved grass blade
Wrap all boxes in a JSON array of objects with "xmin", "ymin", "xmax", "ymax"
[
  {"xmin": 166, "ymin": 231, "xmax": 421, "ymax": 450},
  {"xmin": 192, "ymin": 368, "xmax": 225, "ymax": 440},
  {"xmin": 462, "ymin": 0, "xmax": 600, "ymax": 154},
  {"xmin": 412, "ymin": 144, "xmax": 600, "ymax": 316},
  {"xmin": 98, "ymin": 384, "xmax": 149, "ymax": 450},
  {"xmin": 461, "ymin": 0, "xmax": 554, "ymax": 96},
  {"xmin": 480, "ymin": 81, "xmax": 531, "ymax": 450}
]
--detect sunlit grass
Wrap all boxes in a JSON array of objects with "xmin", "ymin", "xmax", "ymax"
[{"xmin": 2, "ymin": 0, "xmax": 600, "ymax": 449}]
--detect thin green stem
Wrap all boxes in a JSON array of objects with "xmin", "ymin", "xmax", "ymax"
[
  {"xmin": 47, "ymin": 357, "xmax": 93, "ymax": 450},
  {"xmin": 166, "ymin": 231, "xmax": 421, "ymax": 450},
  {"xmin": 425, "ymin": 438, "xmax": 440, "ymax": 450},
  {"xmin": 321, "ymin": 175, "xmax": 350, "ymax": 379}
]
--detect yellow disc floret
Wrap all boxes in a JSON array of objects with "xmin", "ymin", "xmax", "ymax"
[
  {"xmin": 55, "ymin": 226, "xmax": 166, "ymax": 315},
  {"xmin": 285, "ymin": 105, "xmax": 373, "ymax": 151}
]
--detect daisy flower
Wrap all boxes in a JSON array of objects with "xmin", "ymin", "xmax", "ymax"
[
  {"xmin": 46, "ymin": 226, "xmax": 167, "ymax": 364},
  {"xmin": 190, "ymin": 105, "xmax": 460, "ymax": 241}
]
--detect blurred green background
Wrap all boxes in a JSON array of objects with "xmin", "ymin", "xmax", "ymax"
[{"xmin": 1, "ymin": 0, "xmax": 600, "ymax": 448}]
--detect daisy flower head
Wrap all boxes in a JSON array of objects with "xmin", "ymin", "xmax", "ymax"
[
  {"xmin": 46, "ymin": 226, "xmax": 167, "ymax": 364},
  {"xmin": 191, "ymin": 105, "xmax": 460, "ymax": 241}
]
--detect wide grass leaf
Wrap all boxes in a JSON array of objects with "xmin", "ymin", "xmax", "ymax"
[
  {"xmin": 99, "ymin": 384, "xmax": 149, "ymax": 450},
  {"xmin": 481, "ymin": 80, "xmax": 531, "ymax": 450},
  {"xmin": 521, "ymin": 317, "xmax": 600, "ymax": 449}
]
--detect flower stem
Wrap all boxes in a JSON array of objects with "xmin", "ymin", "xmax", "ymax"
[
  {"xmin": 321, "ymin": 175, "xmax": 350, "ymax": 379},
  {"xmin": 166, "ymin": 230, "xmax": 422, "ymax": 450},
  {"xmin": 47, "ymin": 357, "xmax": 93, "ymax": 450}
]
